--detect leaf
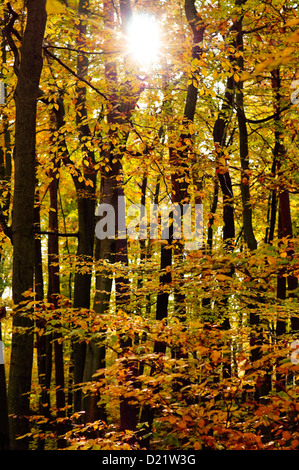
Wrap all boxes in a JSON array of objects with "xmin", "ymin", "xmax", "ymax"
[
  {"xmin": 197, "ymin": 418, "xmax": 205, "ymax": 428},
  {"xmin": 46, "ymin": 0, "xmax": 65, "ymax": 14},
  {"xmin": 287, "ymin": 30, "xmax": 299, "ymax": 43},
  {"xmin": 215, "ymin": 274, "xmax": 230, "ymax": 281},
  {"xmin": 267, "ymin": 256, "xmax": 276, "ymax": 265},
  {"xmin": 285, "ymin": 19, "xmax": 299, "ymax": 27},
  {"xmin": 282, "ymin": 431, "xmax": 291, "ymax": 441},
  {"xmin": 211, "ymin": 350, "xmax": 221, "ymax": 362}
]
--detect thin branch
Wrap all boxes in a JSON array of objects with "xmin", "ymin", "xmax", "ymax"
[
  {"xmin": 43, "ymin": 47, "xmax": 108, "ymax": 101},
  {"xmin": 3, "ymin": 3, "xmax": 20, "ymax": 75},
  {"xmin": 242, "ymin": 23, "xmax": 270, "ymax": 34},
  {"xmin": 244, "ymin": 102, "xmax": 292, "ymax": 124},
  {"xmin": 43, "ymin": 44, "xmax": 121, "ymax": 56},
  {"xmin": 35, "ymin": 230, "xmax": 79, "ymax": 238},
  {"xmin": 0, "ymin": 210, "xmax": 12, "ymax": 241}
]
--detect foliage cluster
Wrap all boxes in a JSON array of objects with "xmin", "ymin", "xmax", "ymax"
[{"xmin": 0, "ymin": 0, "xmax": 299, "ymax": 451}]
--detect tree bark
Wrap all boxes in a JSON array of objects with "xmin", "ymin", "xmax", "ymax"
[
  {"xmin": 170, "ymin": 0, "xmax": 205, "ymax": 321},
  {"xmin": 213, "ymin": 71, "xmax": 235, "ymax": 251},
  {"xmin": 72, "ymin": 0, "xmax": 98, "ymax": 413},
  {"xmin": 212, "ymin": 72, "xmax": 235, "ymax": 333},
  {"xmin": 8, "ymin": 0, "xmax": 47, "ymax": 450},
  {"xmin": 34, "ymin": 187, "xmax": 52, "ymax": 450},
  {"xmin": 0, "ymin": 36, "xmax": 11, "ymax": 450},
  {"xmin": 140, "ymin": 1, "xmax": 205, "ymax": 447},
  {"xmin": 82, "ymin": 0, "xmax": 141, "ymax": 428},
  {"xmin": 271, "ymin": 68, "xmax": 298, "ymax": 334},
  {"xmin": 235, "ymin": 12, "xmax": 257, "ymax": 251},
  {"xmin": 47, "ymin": 126, "xmax": 68, "ymax": 446}
]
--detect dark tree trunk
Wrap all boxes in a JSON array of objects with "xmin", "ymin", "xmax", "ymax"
[
  {"xmin": 0, "ymin": 322, "xmax": 9, "ymax": 450},
  {"xmin": 170, "ymin": 0, "xmax": 205, "ymax": 322},
  {"xmin": 271, "ymin": 69, "xmax": 298, "ymax": 334},
  {"xmin": 235, "ymin": 13, "xmax": 257, "ymax": 252},
  {"xmin": 0, "ymin": 38, "xmax": 11, "ymax": 450},
  {"xmin": 34, "ymin": 188, "xmax": 52, "ymax": 450},
  {"xmin": 72, "ymin": 0, "xmax": 97, "ymax": 413},
  {"xmin": 82, "ymin": 0, "xmax": 141, "ymax": 428},
  {"xmin": 234, "ymin": 3, "xmax": 262, "ymax": 373},
  {"xmin": 8, "ymin": 1, "xmax": 47, "ymax": 449},
  {"xmin": 212, "ymin": 74, "xmax": 235, "ymax": 334},
  {"xmin": 47, "ymin": 140, "xmax": 67, "ymax": 447},
  {"xmin": 140, "ymin": 1, "xmax": 205, "ymax": 448},
  {"xmin": 213, "ymin": 70, "xmax": 235, "ymax": 253}
]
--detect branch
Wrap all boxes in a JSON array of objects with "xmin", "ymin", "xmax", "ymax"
[
  {"xmin": 35, "ymin": 230, "xmax": 79, "ymax": 238},
  {"xmin": 119, "ymin": 0, "xmax": 133, "ymax": 32},
  {"xmin": 242, "ymin": 23, "xmax": 270, "ymax": 35},
  {"xmin": 244, "ymin": 102, "xmax": 292, "ymax": 124},
  {"xmin": 43, "ymin": 47, "xmax": 108, "ymax": 101},
  {"xmin": 3, "ymin": 3, "xmax": 21, "ymax": 76},
  {"xmin": 0, "ymin": 210, "xmax": 12, "ymax": 241},
  {"xmin": 185, "ymin": 0, "xmax": 205, "ymax": 45},
  {"xmin": 43, "ymin": 44, "xmax": 120, "ymax": 56},
  {"xmin": 183, "ymin": 0, "xmax": 206, "ymax": 123}
]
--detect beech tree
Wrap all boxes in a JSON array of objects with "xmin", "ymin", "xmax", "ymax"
[
  {"xmin": 0, "ymin": 0, "xmax": 299, "ymax": 451},
  {"xmin": 4, "ymin": 0, "xmax": 47, "ymax": 450}
]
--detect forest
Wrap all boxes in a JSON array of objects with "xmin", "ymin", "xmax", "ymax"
[{"xmin": 0, "ymin": 0, "xmax": 299, "ymax": 452}]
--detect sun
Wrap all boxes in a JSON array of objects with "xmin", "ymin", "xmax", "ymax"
[{"xmin": 127, "ymin": 14, "xmax": 160, "ymax": 67}]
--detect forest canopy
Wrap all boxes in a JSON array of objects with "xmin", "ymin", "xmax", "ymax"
[{"xmin": 0, "ymin": 0, "xmax": 299, "ymax": 451}]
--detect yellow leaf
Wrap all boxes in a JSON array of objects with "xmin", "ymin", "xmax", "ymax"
[
  {"xmin": 281, "ymin": 236, "xmax": 289, "ymax": 245},
  {"xmin": 211, "ymin": 350, "xmax": 221, "ymax": 362},
  {"xmin": 291, "ymin": 439, "xmax": 299, "ymax": 449},
  {"xmin": 46, "ymin": 0, "xmax": 65, "ymax": 14},
  {"xmin": 255, "ymin": 58, "xmax": 273, "ymax": 74},
  {"xmin": 287, "ymin": 29, "xmax": 299, "ymax": 43},
  {"xmin": 285, "ymin": 19, "xmax": 299, "ymax": 27},
  {"xmin": 282, "ymin": 46, "xmax": 295, "ymax": 57},
  {"xmin": 239, "ymin": 71, "xmax": 251, "ymax": 81},
  {"xmin": 198, "ymin": 418, "xmax": 205, "ymax": 428},
  {"xmin": 215, "ymin": 274, "xmax": 229, "ymax": 281}
]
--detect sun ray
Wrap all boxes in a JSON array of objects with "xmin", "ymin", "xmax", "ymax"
[{"xmin": 127, "ymin": 14, "xmax": 160, "ymax": 67}]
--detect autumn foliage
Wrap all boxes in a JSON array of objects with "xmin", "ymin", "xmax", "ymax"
[{"xmin": 0, "ymin": 0, "xmax": 299, "ymax": 451}]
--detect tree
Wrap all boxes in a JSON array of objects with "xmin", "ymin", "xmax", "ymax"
[
  {"xmin": 0, "ymin": 18, "xmax": 11, "ymax": 450},
  {"xmin": 1, "ymin": 0, "xmax": 299, "ymax": 451},
  {"xmin": 7, "ymin": 0, "xmax": 47, "ymax": 450}
]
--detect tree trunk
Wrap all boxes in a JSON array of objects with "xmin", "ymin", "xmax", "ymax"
[
  {"xmin": 140, "ymin": 1, "xmax": 205, "ymax": 447},
  {"xmin": 34, "ymin": 188, "xmax": 52, "ymax": 450},
  {"xmin": 170, "ymin": 0, "xmax": 205, "ymax": 323},
  {"xmin": 271, "ymin": 69, "xmax": 298, "ymax": 395},
  {"xmin": 212, "ymin": 73, "xmax": 235, "ymax": 333},
  {"xmin": 271, "ymin": 68, "xmax": 298, "ymax": 334},
  {"xmin": 213, "ymin": 71, "xmax": 235, "ymax": 253},
  {"xmin": 8, "ymin": 1, "xmax": 47, "ymax": 449},
  {"xmin": 0, "ymin": 38, "xmax": 11, "ymax": 450},
  {"xmin": 82, "ymin": 0, "xmax": 140, "ymax": 427},
  {"xmin": 234, "ymin": 12, "xmax": 257, "ymax": 251},
  {"xmin": 47, "ymin": 135, "xmax": 67, "ymax": 447},
  {"xmin": 72, "ymin": 0, "xmax": 97, "ymax": 413}
]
